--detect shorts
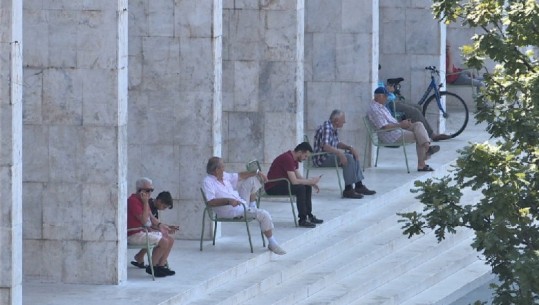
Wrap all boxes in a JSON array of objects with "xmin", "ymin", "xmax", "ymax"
[{"xmin": 127, "ymin": 231, "xmax": 162, "ymax": 245}]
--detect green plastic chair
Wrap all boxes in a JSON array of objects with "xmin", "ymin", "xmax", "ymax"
[
  {"xmin": 363, "ymin": 116, "xmax": 410, "ymax": 173},
  {"xmin": 246, "ymin": 160, "xmax": 298, "ymax": 227},
  {"xmin": 127, "ymin": 226, "xmax": 157, "ymax": 280},
  {"xmin": 199, "ymin": 188, "xmax": 265, "ymax": 253},
  {"xmin": 303, "ymin": 135, "xmax": 344, "ymax": 195}
]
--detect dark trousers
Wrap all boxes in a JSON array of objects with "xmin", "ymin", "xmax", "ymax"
[{"xmin": 265, "ymin": 182, "xmax": 312, "ymax": 220}]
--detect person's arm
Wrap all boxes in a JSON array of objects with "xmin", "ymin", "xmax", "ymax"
[
  {"xmin": 238, "ymin": 169, "xmax": 267, "ymax": 183},
  {"xmin": 288, "ymin": 170, "xmax": 320, "ymax": 186},
  {"xmin": 207, "ymin": 197, "xmax": 241, "ymax": 207},
  {"xmin": 134, "ymin": 192, "xmax": 151, "ymax": 226}
]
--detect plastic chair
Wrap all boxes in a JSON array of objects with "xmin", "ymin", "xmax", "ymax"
[
  {"xmin": 246, "ymin": 160, "xmax": 298, "ymax": 227},
  {"xmin": 363, "ymin": 116, "xmax": 410, "ymax": 173},
  {"xmin": 199, "ymin": 188, "xmax": 265, "ymax": 253},
  {"xmin": 303, "ymin": 135, "xmax": 344, "ymax": 195},
  {"xmin": 127, "ymin": 227, "xmax": 157, "ymax": 280}
]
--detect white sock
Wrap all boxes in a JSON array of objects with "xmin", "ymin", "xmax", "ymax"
[
  {"xmin": 268, "ymin": 236, "xmax": 277, "ymax": 246},
  {"xmin": 249, "ymin": 201, "xmax": 257, "ymax": 208}
]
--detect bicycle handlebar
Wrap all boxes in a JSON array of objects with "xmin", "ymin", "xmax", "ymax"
[{"xmin": 425, "ymin": 66, "xmax": 440, "ymax": 76}]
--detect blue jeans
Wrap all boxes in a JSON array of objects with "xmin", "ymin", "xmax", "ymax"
[{"xmin": 318, "ymin": 153, "xmax": 364, "ymax": 186}]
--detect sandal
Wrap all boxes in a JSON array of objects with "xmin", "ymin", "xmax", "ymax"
[
  {"xmin": 418, "ymin": 165, "xmax": 435, "ymax": 172},
  {"xmin": 130, "ymin": 261, "xmax": 145, "ymax": 268}
]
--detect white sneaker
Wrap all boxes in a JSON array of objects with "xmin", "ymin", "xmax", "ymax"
[{"xmin": 268, "ymin": 244, "xmax": 286, "ymax": 255}]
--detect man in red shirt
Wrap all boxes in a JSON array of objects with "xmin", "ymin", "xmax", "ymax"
[
  {"xmin": 127, "ymin": 177, "xmax": 176, "ymax": 277},
  {"xmin": 265, "ymin": 142, "xmax": 323, "ymax": 228}
]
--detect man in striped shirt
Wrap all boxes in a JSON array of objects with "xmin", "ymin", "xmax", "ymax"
[
  {"xmin": 367, "ymin": 87, "xmax": 440, "ymax": 172},
  {"xmin": 313, "ymin": 110, "xmax": 376, "ymax": 199}
]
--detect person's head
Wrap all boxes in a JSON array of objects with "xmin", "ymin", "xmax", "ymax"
[
  {"xmin": 329, "ymin": 109, "xmax": 346, "ymax": 129},
  {"xmin": 373, "ymin": 87, "xmax": 389, "ymax": 105},
  {"xmin": 154, "ymin": 191, "xmax": 173, "ymax": 210},
  {"xmin": 293, "ymin": 142, "xmax": 313, "ymax": 162},
  {"xmin": 136, "ymin": 177, "xmax": 154, "ymax": 195},
  {"xmin": 206, "ymin": 156, "xmax": 225, "ymax": 179}
]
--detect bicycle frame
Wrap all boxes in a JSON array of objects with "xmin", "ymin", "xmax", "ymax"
[{"xmin": 416, "ymin": 67, "xmax": 447, "ymax": 117}]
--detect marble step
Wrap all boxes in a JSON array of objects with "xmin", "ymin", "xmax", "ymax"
[
  {"xmin": 247, "ymin": 229, "xmax": 474, "ymax": 305},
  {"xmin": 186, "ymin": 196, "xmax": 426, "ymax": 305}
]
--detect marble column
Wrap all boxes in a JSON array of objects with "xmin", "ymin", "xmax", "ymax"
[
  {"xmin": 127, "ymin": 0, "xmax": 223, "ymax": 239},
  {"xmin": 22, "ymin": 1, "xmax": 128, "ymax": 284},
  {"xmin": 304, "ymin": 0, "xmax": 377, "ymax": 149},
  {"xmin": 0, "ymin": 0, "xmax": 23, "ymax": 303}
]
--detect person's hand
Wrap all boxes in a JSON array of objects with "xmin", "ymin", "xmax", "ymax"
[
  {"xmin": 312, "ymin": 184, "xmax": 320, "ymax": 193},
  {"xmin": 168, "ymin": 225, "xmax": 179, "ymax": 234},
  {"xmin": 399, "ymin": 119, "xmax": 412, "ymax": 129},
  {"xmin": 229, "ymin": 199, "xmax": 240, "ymax": 207},
  {"xmin": 338, "ymin": 151, "xmax": 348, "ymax": 166},
  {"xmin": 257, "ymin": 172, "xmax": 268, "ymax": 183},
  {"xmin": 139, "ymin": 191, "xmax": 151, "ymax": 204},
  {"xmin": 349, "ymin": 147, "xmax": 360, "ymax": 161}
]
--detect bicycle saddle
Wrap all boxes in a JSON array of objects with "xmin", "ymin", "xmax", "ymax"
[{"xmin": 386, "ymin": 77, "xmax": 404, "ymax": 85}]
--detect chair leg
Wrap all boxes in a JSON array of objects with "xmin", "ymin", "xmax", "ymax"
[
  {"xmin": 146, "ymin": 250, "xmax": 155, "ymax": 281},
  {"xmin": 261, "ymin": 231, "xmax": 266, "ymax": 247},
  {"xmin": 402, "ymin": 145, "xmax": 410, "ymax": 173},
  {"xmin": 289, "ymin": 196, "xmax": 298, "ymax": 227},
  {"xmin": 375, "ymin": 147, "xmax": 380, "ymax": 167},
  {"xmin": 212, "ymin": 219, "xmax": 218, "ymax": 246},
  {"xmin": 200, "ymin": 212, "xmax": 206, "ymax": 251},
  {"xmin": 244, "ymin": 221, "xmax": 254, "ymax": 253}
]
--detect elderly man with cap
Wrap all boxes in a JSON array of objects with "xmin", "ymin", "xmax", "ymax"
[{"xmin": 367, "ymin": 87, "xmax": 440, "ymax": 172}]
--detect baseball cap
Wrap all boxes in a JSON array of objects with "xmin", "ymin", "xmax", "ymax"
[{"xmin": 374, "ymin": 87, "xmax": 389, "ymax": 95}]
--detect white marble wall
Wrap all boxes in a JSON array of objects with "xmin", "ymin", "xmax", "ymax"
[
  {"xmin": 0, "ymin": 0, "xmax": 23, "ymax": 303},
  {"xmin": 12, "ymin": 0, "xmax": 474, "ymax": 288},
  {"xmin": 21, "ymin": 1, "xmax": 128, "ymax": 284},
  {"xmin": 127, "ymin": 0, "xmax": 223, "ymax": 240},
  {"xmin": 379, "ymin": 1, "xmax": 442, "ymax": 105},
  {"xmin": 304, "ymin": 0, "xmax": 377, "ymax": 151},
  {"xmin": 222, "ymin": 0, "xmax": 304, "ymax": 168}
]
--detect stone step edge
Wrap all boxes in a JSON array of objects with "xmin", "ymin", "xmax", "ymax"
[{"xmin": 165, "ymin": 158, "xmax": 460, "ymax": 305}]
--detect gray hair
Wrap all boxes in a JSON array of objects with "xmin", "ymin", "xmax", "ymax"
[
  {"xmin": 135, "ymin": 177, "xmax": 152, "ymax": 191},
  {"xmin": 329, "ymin": 109, "xmax": 343, "ymax": 121},
  {"xmin": 206, "ymin": 157, "xmax": 222, "ymax": 175}
]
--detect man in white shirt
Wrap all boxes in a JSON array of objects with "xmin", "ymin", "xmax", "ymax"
[
  {"xmin": 367, "ymin": 87, "xmax": 440, "ymax": 171},
  {"xmin": 202, "ymin": 156, "xmax": 286, "ymax": 255}
]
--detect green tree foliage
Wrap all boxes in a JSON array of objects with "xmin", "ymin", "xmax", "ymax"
[{"xmin": 398, "ymin": 1, "xmax": 539, "ymax": 304}]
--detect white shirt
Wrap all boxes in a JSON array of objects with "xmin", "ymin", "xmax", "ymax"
[{"xmin": 202, "ymin": 172, "xmax": 247, "ymax": 218}]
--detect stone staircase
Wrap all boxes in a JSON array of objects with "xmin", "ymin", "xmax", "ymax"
[{"xmin": 183, "ymin": 169, "xmax": 493, "ymax": 305}]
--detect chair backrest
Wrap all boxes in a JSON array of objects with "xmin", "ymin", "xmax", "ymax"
[
  {"xmin": 363, "ymin": 116, "xmax": 381, "ymax": 147},
  {"xmin": 200, "ymin": 188, "xmax": 217, "ymax": 220}
]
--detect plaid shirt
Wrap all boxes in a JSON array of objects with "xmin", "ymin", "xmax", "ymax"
[
  {"xmin": 367, "ymin": 100, "xmax": 401, "ymax": 143},
  {"xmin": 313, "ymin": 120, "xmax": 340, "ymax": 166}
]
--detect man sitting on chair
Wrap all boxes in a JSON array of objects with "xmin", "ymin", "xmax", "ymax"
[
  {"xmin": 131, "ymin": 190, "xmax": 178, "ymax": 270},
  {"xmin": 367, "ymin": 87, "xmax": 440, "ymax": 172},
  {"xmin": 313, "ymin": 109, "xmax": 376, "ymax": 199},
  {"xmin": 127, "ymin": 177, "xmax": 176, "ymax": 277},
  {"xmin": 265, "ymin": 142, "xmax": 323, "ymax": 228},
  {"xmin": 202, "ymin": 156, "xmax": 286, "ymax": 255}
]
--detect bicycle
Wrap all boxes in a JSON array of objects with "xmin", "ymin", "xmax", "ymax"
[{"xmin": 386, "ymin": 66, "xmax": 469, "ymax": 139}]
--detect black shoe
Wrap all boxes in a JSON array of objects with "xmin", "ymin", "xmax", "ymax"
[
  {"xmin": 146, "ymin": 265, "xmax": 167, "ymax": 277},
  {"xmin": 298, "ymin": 219, "xmax": 316, "ymax": 228},
  {"xmin": 355, "ymin": 185, "xmax": 376, "ymax": 195},
  {"xmin": 158, "ymin": 265, "xmax": 176, "ymax": 276},
  {"xmin": 427, "ymin": 145, "xmax": 440, "ymax": 156},
  {"xmin": 342, "ymin": 189, "xmax": 363, "ymax": 199},
  {"xmin": 130, "ymin": 261, "xmax": 145, "ymax": 269},
  {"xmin": 308, "ymin": 215, "xmax": 324, "ymax": 224}
]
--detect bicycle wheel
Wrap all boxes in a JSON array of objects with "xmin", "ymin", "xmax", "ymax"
[{"xmin": 422, "ymin": 91, "xmax": 469, "ymax": 138}]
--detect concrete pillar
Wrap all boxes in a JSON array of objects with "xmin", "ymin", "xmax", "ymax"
[
  {"xmin": 0, "ymin": 0, "xmax": 23, "ymax": 302},
  {"xmin": 22, "ymin": 1, "xmax": 128, "ymax": 284},
  {"xmin": 379, "ymin": 2, "xmax": 442, "ymax": 105},
  {"xmin": 222, "ymin": 0, "xmax": 305, "ymax": 167},
  {"xmin": 304, "ymin": 0, "xmax": 377, "ymax": 149},
  {"xmin": 127, "ymin": 0, "xmax": 223, "ymax": 239}
]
